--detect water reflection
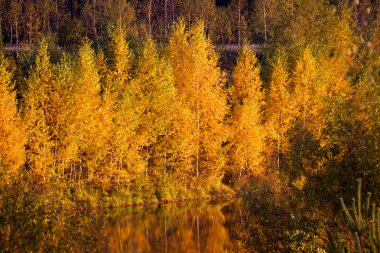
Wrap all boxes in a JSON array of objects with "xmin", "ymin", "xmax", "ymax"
[
  {"xmin": 1, "ymin": 198, "xmax": 328, "ymax": 252},
  {"xmin": 96, "ymin": 201, "xmax": 245, "ymax": 253}
]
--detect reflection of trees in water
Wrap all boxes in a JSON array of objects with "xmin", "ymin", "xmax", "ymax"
[
  {"xmin": 0, "ymin": 198, "xmax": 103, "ymax": 252},
  {"xmin": 224, "ymin": 196, "xmax": 328, "ymax": 252},
  {"xmin": 1, "ymin": 195, "xmax": 332, "ymax": 252},
  {"xmin": 95, "ymin": 202, "xmax": 245, "ymax": 252},
  {"xmin": 1, "ymin": 199, "xmax": 245, "ymax": 252}
]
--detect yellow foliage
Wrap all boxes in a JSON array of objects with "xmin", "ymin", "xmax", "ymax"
[
  {"xmin": 168, "ymin": 20, "xmax": 227, "ymax": 186},
  {"xmin": 292, "ymin": 175, "xmax": 307, "ymax": 190},
  {"xmin": 267, "ymin": 55, "xmax": 293, "ymax": 170},
  {"xmin": 24, "ymin": 39, "xmax": 55, "ymax": 182},
  {"xmin": 232, "ymin": 42, "xmax": 263, "ymax": 104},
  {"xmin": 293, "ymin": 48, "xmax": 326, "ymax": 138},
  {"xmin": 230, "ymin": 43, "xmax": 265, "ymax": 177},
  {"xmin": 0, "ymin": 54, "xmax": 25, "ymax": 184},
  {"xmin": 110, "ymin": 23, "xmax": 132, "ymax": 95}
]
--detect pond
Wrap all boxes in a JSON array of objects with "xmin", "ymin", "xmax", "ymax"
[{"xmin": 1, "ymin": 193, "xmax": 332, "ymax": 252}]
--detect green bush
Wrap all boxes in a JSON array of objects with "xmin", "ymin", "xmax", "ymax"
[{"xmin": 327, "ymin": 179, "xmax": 380, "ymax": 253}]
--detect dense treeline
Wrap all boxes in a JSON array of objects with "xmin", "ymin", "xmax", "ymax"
[
  {"xmin": 0, "ymin": 0, "xmax": 379, "ymax": 206},
  {"xmin": 0, "ymin": 0, "xmax": 378, "ymax": 48},
  {"xmin": 0, "ymin": 0, "xmax": 251, "ymax": 48}
]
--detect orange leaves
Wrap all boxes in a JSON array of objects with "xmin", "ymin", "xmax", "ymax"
[
  {"xmin": 0, "ymin": 54, "xmax": 25, "ymax": 184},
  {"xmin": 292, "ymin": 48, "xmax": 327, "ymax": 139},
  {"xmin": 232, "ymin": 42, "xmax": 263, "ymax": 104},
  {"xmin": 168, "ymin": 20, "xmax": 227, "ymax": 185},
  {"xmin": 110, "ymin": 24, "xmax": 132, "ymax": 94},
  {"xmin": 229, "ymin": 43, "xmax": 265, "ymax": 177},
  {"xmin": 24, "ymin": 39, "xmax": 56, "ymax": 182},
  {"xmin": 266, "ymin": 55, "xmax": 293, "ymax": 169}
]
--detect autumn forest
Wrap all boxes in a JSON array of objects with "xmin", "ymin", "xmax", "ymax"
[{"xmin": 0, "ymin": 0, "xmax": 379, "ymax": 251}]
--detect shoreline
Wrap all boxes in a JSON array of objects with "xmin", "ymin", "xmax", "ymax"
[{"xmin": 67, "ymin": 193, "xmax": 239, "ymax": 211}]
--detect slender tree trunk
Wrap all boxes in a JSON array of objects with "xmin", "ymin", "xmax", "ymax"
[
  {"xmin": 54, "ymin": 138, "xmax": 58, "ymax": 171},
  {"xmin": 164, "ymin": 125, "xmax": 167, "ymax": 176},
  {"xmin": 196, "ymin": 75, "xmax": 200, "ymax": 178},
  {"xmin": 300, "ymin": 96, "xmax": 307, "ymax": 157},
  {"xmin": 29, "ymin": 9, "xmax": 32, "ymax": 50},
  {"xmin": 15, "ymin": 18, "xmax": 19, "ymax": 58},
  {"xmin": 99, "ymin": 2, "xmax": 103, "ymax": 30},
  {"xmin": 47, "ymin": 1, "xmax": 50, "ymax": 32},
  {"xmin": 197, "ymin": 215, "xmax": 200, "ymax": 252},
  {"xmin": 164, "ymin": 151, "xmax": 167, "ymax": 175},
  {"xmin": 303, "ymin": 96, "xmax": 306, "ymax": 128},
  {"xmin": 277, "ymin": 113, "xmax": 280, "ymax": 170},
  {"xmin": 145, "ymin": 146, "xmax": 149, "ymax": 177},
  {"xmin": 164, "ymin": 0, "xmax": 168, "ymax": 39},
  {"xmin": 70, "ymin": 163, "xmax": 73, "ymax": 185},
  {"xmin": 171, "ymin": 0, "xmax": 175, "ymax": 23},
  {"xmin": 264, "ymin": 3, "xmax": 267, "ymax": 46},
  {"xmin": 240, "ymin": 130, "xmax": 248, "ymax": 181},
  {"xmin": 148, "ymin": 0, "xmax": 153, "ymax": 37},
  {"xmin": 10, "ymin": 25, "xmax": 13, "ymax": 47},
  {"xmin": 229, "ymin": 32, "xmax": 232, "ymax": 59},
  {"xmin": 14, "ymin": 18, "xmax": 17, "ymax": 48},
  {"xmin": 55, "ymin": 0, "xmax": 59, "ymax": 31},
  {"xmin": 0, "ymin": 20, "xmax": 3, "ymax": 46},
  {"xmin": 93, "ymin": 0, "xmax": 97, "ymax": 39},
  {"xmin": 118, "ymin": 0, "xmax": 122, "ymax": 20},
  {"xmin": 164, "ymin": 216, "xmax": 168, "ymax": 253},
  {"xmin": 238, "ymin": 0, "xmax": 241, "ymax": 46},
  {"xmin": 43, "ymin": 4, "xmax": 46, "ymax": 32},
  {"xmin": 62, "ymin": 161, "xmax": 65, "ymax": 178},
  {"xmin": 79, "ymin": 155, "xmax": 83, "ymax": 183}
]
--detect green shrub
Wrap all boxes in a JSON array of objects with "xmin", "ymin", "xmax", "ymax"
[{"xmin": 327, "ymin": 179, "xmax": 380, "ymax": 253}]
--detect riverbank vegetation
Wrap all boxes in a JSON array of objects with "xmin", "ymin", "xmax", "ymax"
[{"xmin": 0, "ymin": 0, "xmax": 379, "ymax": 250}]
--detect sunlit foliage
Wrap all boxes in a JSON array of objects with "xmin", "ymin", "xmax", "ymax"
[
  {"xmin": 0, "ymin": 3, "xmax": 377, "ymax": 244},
  {"xmin": 0, "ymin": 54, "xmax": 25, "ymax": 185},
  {"xmin": 167, "ymin": 20, "xmax": 228, "ymax": 188},
  {"xmin": 229, "ymin": 42, "xmax": 265, "ymax": 178}
]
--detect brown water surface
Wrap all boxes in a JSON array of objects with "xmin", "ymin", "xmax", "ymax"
[{"xmin": 1, "ymin": 197, "xmax": 328, "ymax": 252}]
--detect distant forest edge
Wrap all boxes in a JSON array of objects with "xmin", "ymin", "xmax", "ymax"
[
  {"xmin": 0, "ymin": 0, "xmax": 379, "ymax": 208},
  {"xmin": 0, "ymin": 0, "xmax": 377, "ymax": 49}
]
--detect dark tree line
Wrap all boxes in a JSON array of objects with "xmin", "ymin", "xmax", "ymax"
[{"xmin": 1, "ymin": 0, "xmax": 377, "ymax": 50}]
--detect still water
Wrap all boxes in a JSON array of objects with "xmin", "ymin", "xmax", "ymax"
[{"xmin": 1, "ymin": 197, "xmax": 328, "ymax": 252}]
